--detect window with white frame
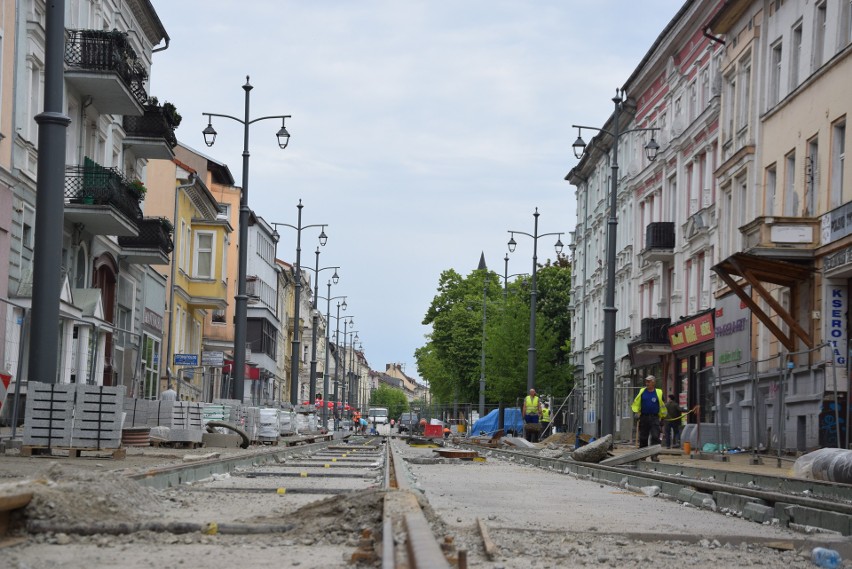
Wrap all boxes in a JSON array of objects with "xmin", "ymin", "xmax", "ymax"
[
  {"xmin": 841, "ymin": 1, "xmax": 852, "ymax": 49},
  {"xmin": 806, "ymin": 137, "xmax": 818, "ymax": 216},
  {"xmin": 179, "ymin": 220, "xmax": 188, "ymax": 272},
  {"xmin": 831, "ymin": 120, "xmax": 846, "ymax": 209},
  {"xmin": 737, "ymin": 60, "xmax": 751, "ymax": 131},
  {"xmin": 700, "ymin": 67, "xmax": 709, "ymax": 110},
  {"xmin": 813, "ymin": 1, "xmax": 827, "ymax": 71},
  {"xmin": 765, "ymin": 165, "xmax": 777, "ymax": 215},
  {"xmin": 784, "ymin": 151, "xmax": 797, "ymax": 216},
  {"xmin": 27, "ymin": 59, "xmax": 43, "ymax": 144},
  {"xmin": 790, "ymin": 21, "xmax": 802, "ymax": 90},
  {"xmin": 724, "ymin": 70, "xmax": 736, "ymax": 139},
  {"xmin": 193, "ymin": 231, "xmax": 215, "ymax": 279},
  {"xmin": 21, "ymin": 203, "xmax": 35, "ymax": 250},
  {"xmin": 221, "ymin": 235, "xmax": 229, "ymax": 283},
  {"xmin": 769, "ymin": 41, "xmax": 783, "ymax": 108}
]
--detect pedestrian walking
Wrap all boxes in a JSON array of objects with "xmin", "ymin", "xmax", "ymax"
[
  {"xmin": 523, "ymin": 388, "xmax": 542, "ymax": 442},
  {"xmin": 664, "ymin": 394, "xmax": 681, "ymax": 448},
  {"xmin": 631, "ymin": 375, "xmax": 667, "ymax": 460}
]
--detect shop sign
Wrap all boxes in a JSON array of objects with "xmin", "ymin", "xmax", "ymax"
[
  {"xmin": 714, "ymin": 291, "xmax": 751, "ymax": 366},
  {"xmin": 143, "ymin": 308, "xmax": 164, "ymax": 332},
  {"xmin": 668, "ymin": 312, "xmax": 714, "ymax": 351},
  {"xmin": 825, "ymin": 283, "xmax": 848, "ymax": 366}
]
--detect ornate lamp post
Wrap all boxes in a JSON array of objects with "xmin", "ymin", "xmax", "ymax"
[
  {"xmin": 320, "ymin": 287, "xmax": 346, "ymax": 429},
  {"xmin": 271, "ymin": 201, "xmax": 328, "ymax": 404},
  {"xmin": 507, "ymin": 209, "xmax": 564, "ymax": 392},
  {"xmin": 202, "ymin": 76, "xmax": 290, "ymax": 402},
  {"xmin": 572, "ymin": 88, "xmax": 660, "ymax": 437},
  {"xmin": 302, "ymin": 247, "xmax": 339, "ymax": 404}
]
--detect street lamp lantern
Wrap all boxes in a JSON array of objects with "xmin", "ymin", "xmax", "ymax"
[
  {"xmin": 276, "ymin": 119, "xmax": 291, "ymax": 149},
  {"xmin": 203, "ymin": 119, "xmax": 217, "ymax": 147},
  {"xmin": 201, "ymin": 75, "xmax": 291, "ymax": 403},
  {"xmin": 571, "ymin": 87, "xmax": 661, "ymax": 438},
  {"xmin": 332, "ymin": 269, "xmax": 340, "ymax": 284},
  {"xmin": 507, "ymin": 208, "xmax": 564, "ymax": 392}
]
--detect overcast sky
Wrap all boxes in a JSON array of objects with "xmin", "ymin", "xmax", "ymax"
[{"xmin": 148, "ymin": 0, "xmax": 683, "ymax": 383}]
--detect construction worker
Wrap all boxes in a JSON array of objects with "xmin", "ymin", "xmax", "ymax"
[
  {"xmin": 631, "ymin": 375, "xmax": 667, "ymax": 461},
  {"xmin": 540, "ymin": 402, "xmax": 551, "ymax": 437},
  {"xmin": 523, "ymin": 388, "xmax": 542, "ymax": 442}
]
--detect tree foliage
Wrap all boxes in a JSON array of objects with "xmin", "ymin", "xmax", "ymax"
[
  {"xmin": 369, "ymin": 384, "xmax": 409, "ymax": 419},
  {"xmin": 416, "ymin": 257, "xmax": 573, "ymax": 406}
]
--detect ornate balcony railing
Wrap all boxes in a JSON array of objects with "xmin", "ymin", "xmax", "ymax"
[
  {"xmin": 645, "ymin": 222, "xmax": 675, "ymax": 250},
  {"xmin": 118, "ymin": 217, "xmax": 174, "ymax": 254},
  {"xmin": 123, "ymin": 104, "xmax": 178, "ymax": 148},
  {"xmin": 64, "ymin": 29, "xmax": 148, "ymax": 105},
  {"xmin": 64, "ymin": 158, "xmax": 143, "ymax": 222}
]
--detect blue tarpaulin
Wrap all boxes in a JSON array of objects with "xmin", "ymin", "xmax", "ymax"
[{"xmin": 470, "ymin": 407, "xmax": 524, "ymax": 436}]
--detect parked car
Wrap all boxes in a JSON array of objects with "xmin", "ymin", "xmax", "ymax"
[{"xmin": 398, "ymin": 412, "xmax": 419, "ymax": 434}]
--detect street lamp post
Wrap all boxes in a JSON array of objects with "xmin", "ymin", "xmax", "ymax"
[
  {"xmin": 501, "ymin": 253, "xmax": 529, "ymax": 300},
  {"xmin": 508, "ymin": 209, "xmax": 564, "ymax": 392},
  {"xmin": 271, "ymin": 201, "xmax": 328, "ymax": 404},
  {"xmin": 320, "ymin": 288, "xmax": 346, "ymax": 429},
  {"xmin": 340, "ymin": 317, "xmax": 355, "ymax": 421},
  {"xmin": 331, "ymin": 304, "xmax": 349, "ymax": 430},
  {"xmin": 304, "ymin": 247, "xmax": 340, "ymax": 405},
  {"xmin": 572, "ymin": 88, "xmax": 660, "ymax": 437},
  {"xmin": 202, "ymin": 76, "xmax": 291, "ymax": 403},
  {"xmin": 478, "ymin": 253, "xmax": 488, "ymax": 417}
]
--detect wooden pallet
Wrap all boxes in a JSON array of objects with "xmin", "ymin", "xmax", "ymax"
[
  {"xmin": 20, "ymin": 446, "xmax": 126, "ymax": 460},
  {"xmin": 149, "ymin": 440, "xmax": 203, "ymax": 449}
]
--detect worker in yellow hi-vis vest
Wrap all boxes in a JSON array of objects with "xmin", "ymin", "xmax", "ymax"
[
  {"xmin": 523, "ymin": 388, "xmax": 542, "ymax": 442},
  {"xmin": 540, "ymin": 402, "xmax": 551, "ymax": 437}
]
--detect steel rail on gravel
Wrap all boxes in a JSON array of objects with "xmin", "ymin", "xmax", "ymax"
[{"xmin": 459, "ymin": 442, "xmax": 852, "ymax": 535}]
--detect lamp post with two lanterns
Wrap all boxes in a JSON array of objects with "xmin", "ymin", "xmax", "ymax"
[
  {"xmin": 202, "ymin": 76, "xmax": 291, "ymax": 403},
  {"xmin": 271, "ymin": 202, "xmax": 328, "ymax": 405},
  {"xmin": 303, "ymin": 248, "xmax": 339, "ymax": 405},
  {"xmin": 319, "ymin": 287, "xmax": 346, "ymax": 429},
  {"xmin": 507, "ymin": 210, "xmax": 564, "ymax": 393},
  {"xmin": 571, "ymin": 87, "xmax": 660, "ymax": 438}
]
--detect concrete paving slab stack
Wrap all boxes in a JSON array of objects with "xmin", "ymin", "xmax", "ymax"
[
  {"xmin": 23, "ymin": 382, "xmax": 124, "ymax": 450},
  {"xmin": 258, "ymin": 408, "xmax": 280, "ymax": 440},
  {"xmin": 23, "ymin": 382, "xmax": 76, "ymax": 448},
  {"xmin": 168, "ymin": 401, "xmax": 204, "ymax": 444},
  {"xmin": 123, "ymin": 398, "xmax": 152, "ymax": 427},
  {"xmin": 243, "ymin": 406, "xmax": 260, "ymax": 443},
  {"xmin": 71, "ymin": 384, "xmax": 124, "ymax": 449}
]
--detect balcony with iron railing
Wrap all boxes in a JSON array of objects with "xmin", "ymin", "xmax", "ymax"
[
  {"xmin": 628, "ymin": 317, "xmax": 672, "ymax": 364},
  {"xmin": 118, "ymin": 217, "xmax": 174, "ymax": 265},
  {"xmin": 123, "ymin": 103, "xmax": 179, "ymax": 160},
  {"xmin": 641, "ymin": 222, "xmax": 675, "ymax": 262},
  {"xmin": 64, "ymin": 29, "xmax": 148, "ymax": 115},
  {"xmin": 64, "ymin": 158, "xmax": 143, "ymax": 236}
]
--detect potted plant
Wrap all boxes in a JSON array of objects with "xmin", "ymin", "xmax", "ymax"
[
  {"xmin": 130, "ymin": 179, "xmax": 147, "ymax": 201},
  {"xmin": 162, "ymin": 101, "xmax": 182, "ymax": 129}
]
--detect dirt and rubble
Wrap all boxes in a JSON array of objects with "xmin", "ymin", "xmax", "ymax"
[{"xmin": 1, "ymin": 438, "xmax": 851, "ymax": 568}]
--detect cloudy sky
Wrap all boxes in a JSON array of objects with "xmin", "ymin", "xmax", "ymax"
[{"xmin": 148, "ymin": 0, "xmax": 683, "ymax": 383}]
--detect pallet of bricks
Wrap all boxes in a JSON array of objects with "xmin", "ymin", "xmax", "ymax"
[
  {"xmin": 23, "ymin": 382, "xmax": 125, "ymax": 459},
  {"xmin": 148, "ymin": 400, "xmax": 205, "ymax": 447}
]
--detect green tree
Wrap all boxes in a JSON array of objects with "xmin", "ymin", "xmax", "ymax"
[
  {"xmin": 417, "ymin": 258, "xmax": 573, "ymax": 406},
  {"xmin": 369, "ymin": 384, "xmax": 409, "ymax": 419}
]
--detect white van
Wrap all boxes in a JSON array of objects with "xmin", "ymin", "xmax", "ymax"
[{"xmin": 368, "ymin": 407, "xmax": 389, "ymax": 425}]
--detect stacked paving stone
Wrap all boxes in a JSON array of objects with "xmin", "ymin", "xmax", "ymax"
[
  {"xmin": 258, "ymin": 408, "xmax": 280, "ymax": 440},
  {"xmin": 24, "ymin": 382, "xmax": 123, "ymax": 450}
]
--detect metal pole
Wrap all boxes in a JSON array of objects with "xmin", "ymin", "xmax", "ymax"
[
  {"xmin": 528, "ymin": 210, "xmax": 539, "ymax": 392},
  {"xmin": 504, "ymin": 254, "xmax": 509, "ymax": 300},
  {"xmin": 308, "ymin": 248, "xmax": 320, "ymax": 402},
  {"xmin": 322, "ymin": 282, "xmax": 332, "ymax": 429},
  {"xmin": 341, "ymin": 318, "xmax": 349, "ymax": 416},
  {"xmin": 232, "ymin": 79, "xmax": 253, "ymax": 403},
  {"xmin": 601, "ymin": 92, "xmax": 622, "ymax": 438},
  {"xmin": 28, "ymin": 0, "xmax": 70, "ymax": 384},
  {"xmin": 290, "ymin": 201, "xmax": 304, "ymax": 404},
  {"xmin": 479, "ymin": 253, "xmax": 487, "ymax": 417},
  {"xmin": 333, "ymin": 303, "xmax": 342, "ymax": 430}
]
